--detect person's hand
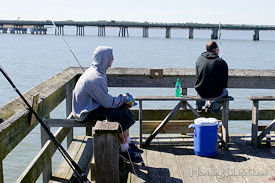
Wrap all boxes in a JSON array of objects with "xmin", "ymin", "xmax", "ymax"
[{"xmin": 124, "ymin": 92, "xmax": 137, "ymax": 108}]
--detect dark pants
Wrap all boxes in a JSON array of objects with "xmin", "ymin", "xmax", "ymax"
[
  {"xmin": 84, "ymin": 104, "xmax": 135, "ymax": 132},
  {"xmin": 196, "ymin": 88, "xmax": 229, "ymax": 114}
]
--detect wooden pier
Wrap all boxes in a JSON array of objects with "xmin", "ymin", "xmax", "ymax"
[{"xmin": 0, "ymin": 67, "xmax": 275, "ymax": 183}]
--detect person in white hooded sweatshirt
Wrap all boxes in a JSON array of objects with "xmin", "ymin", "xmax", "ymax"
[{"xmin": 72, "ymin": 46, "xmax": 143, "ymax": 163}]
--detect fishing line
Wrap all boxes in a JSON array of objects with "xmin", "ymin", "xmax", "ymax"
[
  {"xmin": 51, "ymin": 20, "xmax": 85, "ymax": 72},
  {"xmin": 218, "ymin": 21, "xmax": 223, "ymax": 58},
  {"xmin": 0, "ymin": 66, "xmax": 90, "ymax": 183}
]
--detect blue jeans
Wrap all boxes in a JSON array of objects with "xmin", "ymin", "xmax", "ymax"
[{"xmin": 196, "ymin": 88, "xmax": 228, "ymax": 114}]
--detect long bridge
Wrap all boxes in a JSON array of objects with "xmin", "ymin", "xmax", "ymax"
[{"xmin": 1, "ymin": 20, "xmax": 275, "ymax": 40}]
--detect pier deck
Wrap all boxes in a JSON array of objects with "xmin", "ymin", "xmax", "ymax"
[{"xmin": 123, "ymin": 135, "xmax": 275, "ymax": 183}]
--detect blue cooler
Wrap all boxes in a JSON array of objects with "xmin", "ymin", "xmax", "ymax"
[{"xmin": 189, "ymin": 118, "xmax": 221, "ymax": 157}]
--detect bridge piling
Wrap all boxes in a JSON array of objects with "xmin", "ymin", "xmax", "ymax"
[
  {"xmin": 211, "ymin": 28, "xmax": 218, "ymax": 39},
  {"xmin": 253, "ymin": 29, "xmax": 259, "ymax": 41},
  {"xmin": 119, "ymin": 27, "xmax": 129, "ymax": 37},
  {"xmin": 165, "ymin": 27, "xmax": 171, "ymax": 38},
  {"xmin": 189, "ymin": 28, "xmax": 194, "ymax": 39},
  {"xmin": 98, "ymin": 26, "xmax": 106, "ymax": 36},
  {"xmin": 143, "ymin": 27, "xmax": 149, "ymax": 38}
]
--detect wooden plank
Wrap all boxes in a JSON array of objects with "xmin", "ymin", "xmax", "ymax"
[
  {"xmin": 50, "ymin": 136, "xmax": 86, "ymax": 183},
  {"xmin": 29, "ymin": 93, "xmax": 39, "ymax": 126},
  {"xmin": 0, "ymin": 161, "xmax": 3, "ymax": 183},
  {"xmin": 157, "ymin": 137, "xmax": 183, "ymax": 182},
  {"xmin": 249, "ymin": 96, "xmax": 275, "ymax": 100},
  {"xmin": 106, "ymin": 68, "xmax": 275, "ymax": 89},
  {"xmin": 66, "ymin": 84, "xmax": 73, "ymax": 148},
  {"xmin": 144, "ymin": 101, "xmax": 183, "ymax": 146},
  {"xmin": 258, "ymin": 119, "xmax": 275, "ymax": 143},
  {"xmin": 131, "ymin": 109, "xmax": 275, "ymax": 121},
  {"xmin": 127, "ymin": 136, "xmax": 147, "ymax": 183},
  {"xmin": 231, "ymin": 136, "xmax": 273, "ymax": 182},
  {"xmin": 17, "ymin": 127, "xmax": 71, "ymax": 183},
  {"xmin": 258, "ymin": 125, "xmax": 275, "ymax": 132},
  {"xmin": 41, "ymin": 114, "xmax": 52, "ymax": 183},
  {"xmin": 142, "ymin": 120, "xmax": 222, "ymax": 134},
  {"xmin": 171, "ymin": 136, "xmax": 198, "ymax": 183},
  {"xmin": 139, "ymin": 100, "xmax": 143, "ymax": 146},
  {"xmin": 43, "ymin": 119, "xmax": 95, "ymax": 127},
  {"xmin": 251, "ymin": 100, "xmax": 259, "ymax": 145},
  {"xmin": 94, "ymin": 121, "xmax": 120, "ymax": 183},
  {"xmin": 222, "ymin": 101, "xmax": 230, "ymax": 146},
  {"xmin": 65, "ymin": 136, "xmax": 93, "ymax": 181},
  {"xmin": 135, "ymin": 95, "xmax": 234, "ymax": 101},
  {"xmin": 145, "ymin": 137, "xmax": 167, "ymax": 182}
]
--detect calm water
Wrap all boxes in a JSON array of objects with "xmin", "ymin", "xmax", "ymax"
[{"xmin": 1, "ymin": 27, "xmax": 275, "ymax": 182}]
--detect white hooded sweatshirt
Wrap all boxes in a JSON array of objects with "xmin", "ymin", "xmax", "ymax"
[{"xmin": 72, "ymin": 46, "xmax": 127, "ymax": 121}]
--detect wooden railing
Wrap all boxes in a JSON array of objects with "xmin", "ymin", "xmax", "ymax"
[{"xmin": 0, "ymin": 67, "xmax": 275, "ymax": 182}]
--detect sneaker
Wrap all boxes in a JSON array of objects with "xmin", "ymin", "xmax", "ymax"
[
  {"xmin": 129, "ymin": 141, "xmax": 144, "ymax": 154},
  {"xmin": 119, "ymin": 148, "xmax": 143, "ymax": 163},
  {"xmin": 196, "ymin": 106, "xmax": 203, "ymax": 113}
]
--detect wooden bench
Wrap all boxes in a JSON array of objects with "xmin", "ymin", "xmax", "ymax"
[
  {"xmin": 249, "ymin": 96, "xmax": 275, "ymax": 145},
  {"xmin": 135, "ymin": 95, "xmax": 234, "ymax": 147},
  {"xmin": 44, "ymin": 116, "xmax": 121, "ymax": 183}
]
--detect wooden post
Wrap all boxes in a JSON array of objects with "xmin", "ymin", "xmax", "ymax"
[
  {"xmin": 222, "ymin": 101, "xmax": 229, "ymax": 146},
  {"xmin": 66, "ymin": 85, "xmax": 73, "ymax": 148},
  {"xmin": 30, "ymin": 93, "xmax": 39, "ymax": 126},
  {"xmin": 0, "ymin": 160, "xmax": 3, "ymax": 183},
  {"xmin": 139, "ymin": 100, "xmax": 143, "ymax": 146},
  {"xmin": 41, "ymin": 114, "xmax": 52, "ymax": 183},
  {"xmin": 94, "ymin": 121, "xmax": 120, "ymax": 183},
  {"xmin": 251, "ymin": 100, "xmax": 259, "ymax": 145}
]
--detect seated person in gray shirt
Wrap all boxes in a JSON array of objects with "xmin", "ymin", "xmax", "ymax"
[{"xmin": 72, "ymin": 46, "xmax": 143, "ymax": 163}]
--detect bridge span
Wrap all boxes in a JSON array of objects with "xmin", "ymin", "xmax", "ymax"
[{"xmin": 1, "ymin": 20, "xmax": 275, "ymax": 40}]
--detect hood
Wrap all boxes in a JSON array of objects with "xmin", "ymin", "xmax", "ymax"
[
  {"xmin": 201, "ymin": 51, "xmax": 219, "ymax": 59},
  {"xmin": 92, "ymin": 46, "xmax": 113, "ymax": 73}
]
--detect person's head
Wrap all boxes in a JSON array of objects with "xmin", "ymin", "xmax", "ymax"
[
  {"xmin": 206, "ymin": 41, "xmax": 219, "ymax": 55},
  {"xmin": 92, "ymin": 46, "xmax": 114, "ymax": 71}
]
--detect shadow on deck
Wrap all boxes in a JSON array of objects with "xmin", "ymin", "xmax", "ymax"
[{"xmin": 120, "ymin": 135, "xmax": 275, "ymax": 183}]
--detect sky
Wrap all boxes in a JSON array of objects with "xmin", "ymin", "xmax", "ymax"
[{"xmin": 0, "ymin": 0, "xmax": 274, "ymax": 25}]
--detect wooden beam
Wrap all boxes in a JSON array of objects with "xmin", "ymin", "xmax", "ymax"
[
  {"xmin": 251, "ymin": 100, "xmax": 259, "ymax": 145},
  {"xmin": 43, "ymin": 119, "xmax": 95, "ymax": 127},
  {"xmin": 30, "ymin": 93, "xmax": 39, "ymax": 126},
  {"xmin": 0, "ymin": 160, "xmax": 3, "ymax": 183},
  {"xmin": 257, "ymin": 119, "xmax": 275, "ymax": 143},
  {"xmin": 131, "ymin": 109, "xmax": 275, "ymax": 121},
  {"xmin": 141, "ymin": 120, "xmax": 222, "ymax": 134},
  {"xmin": 222, "ymin": 101, "xmax": 230, "ymax": 146},
  {"xmin": 66, "ymin": 83, "xmax": 74, "ymax": 148},
  {"xmin": 94, "ymin": 121, "xmax": 120, "ymax": 183},
  {"xmin": 41, "ymin": 114, "xmax": 51, "ymax": 183}
]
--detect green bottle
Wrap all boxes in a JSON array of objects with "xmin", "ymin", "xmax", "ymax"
[{"xmin": 175, "ymin": 78, "xmax": 181, "ymax": 97}]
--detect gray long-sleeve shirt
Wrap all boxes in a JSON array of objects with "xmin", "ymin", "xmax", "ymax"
[{"xmin": 72, "ymin": 46, "xmax": 127, "ymax": 121}]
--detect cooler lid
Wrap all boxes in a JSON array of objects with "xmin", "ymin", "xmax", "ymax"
[{"xmin": 194, "ymin": 117, "xmax": 218, "ymax": 126}]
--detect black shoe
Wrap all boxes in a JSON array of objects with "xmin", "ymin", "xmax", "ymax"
[
  {"xmin": 129, "ymin": 141, "xmax": 144, "ymax": 154},
  {"xmin": 196, "ymin": 106, "xmax": 202, "ymax": 113},
  {"xmin": 119, "ymin": 148, "xmax": 143, "ymax": 163},
  {"xmin": 205, "ymin": 106, "xmax": 210, "ymax": 113}
]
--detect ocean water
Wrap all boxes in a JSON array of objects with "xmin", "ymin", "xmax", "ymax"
[{"xmin": 1, "ymin": 27, "xmax": 275, "ymax": 182}]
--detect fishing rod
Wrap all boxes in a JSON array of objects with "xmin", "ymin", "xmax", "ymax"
[
  {"xmin": 0, "ymin": 66, "xmax": 90, "ymax": 183},
  {"xmin": 51, "ymin": 20, "xmax": 85, "ymax": 72},
  {"xmin": 218, "ymin": 21, "xmax": 223, "ymax": 58}
]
